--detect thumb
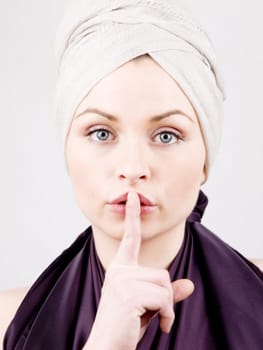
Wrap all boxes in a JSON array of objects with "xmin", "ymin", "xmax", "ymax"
[{"xmin": 171, "ymin": 279, "xmax": 195, "ymax": 303}]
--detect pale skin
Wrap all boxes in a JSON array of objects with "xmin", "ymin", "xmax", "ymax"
[
  {"xmin": 84, "ymin": 192, "xmax": 194, "ymax": 349},
  {"xmin": 67, "ymin": 54, "xmax": 204, "ymax": 348},
  {"xmin": 0, "ymin": 56, "xmax": 262, "ymax": 347},
  {"xmin": 66, "ymin": 55, "xmax": 208, "ymax": 273},
  {"xmin": 0, "ymin": 207, "xmax": 262, "ymax": 348}
]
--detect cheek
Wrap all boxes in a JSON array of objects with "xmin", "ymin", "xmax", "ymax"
[
  {"xmin": 161, "ymin": 144, "xmax": 206, "ymax": 211},
  {"xmin": 161, "ymin": 152, "xmax": 205, "ymax": 222},
  {"xmin": 169, "ymin": 146, "xmax": 205, "ymax": 183},
  {"xmin": 66, "ymin": 142, "xmax": 100, "ymax": 206},
  {"xmin": 183, "ymin": 160, "xmax": 205, "ymax": 187}
]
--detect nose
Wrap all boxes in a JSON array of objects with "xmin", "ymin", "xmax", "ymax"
[{"xmin": 115, "ymin": 141, "xmax": 151, "ymax": 185}]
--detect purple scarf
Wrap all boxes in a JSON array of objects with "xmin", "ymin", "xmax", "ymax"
[{"xmin": 4, "ymin": 191, "xmax": 263, "ymax": 349}]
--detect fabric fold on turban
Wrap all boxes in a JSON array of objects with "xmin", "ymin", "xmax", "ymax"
[{"xmin": 54, "ymin": 0, "xmax": 226, "ymax": 175}]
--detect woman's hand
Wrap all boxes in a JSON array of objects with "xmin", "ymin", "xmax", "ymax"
[{"xmin": 84, "ymin": 192, "xmax": 194, "ymax": 350}]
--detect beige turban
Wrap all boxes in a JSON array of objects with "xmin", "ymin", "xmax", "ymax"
[{"xmin": 55, "ymin": 0, "xmax": 226, "ymax": 177}]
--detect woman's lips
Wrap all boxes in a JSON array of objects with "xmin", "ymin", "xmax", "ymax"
[
  {"xmin": 107, "ymin": 192, "xmax": 157, "ymax": 216},
  {"xmin": 109, "ymin": 192, "xmax": 155, "ymax": 206},
  {"xmin": 107, "ymin": 203, "xmax": 157, "ymax": 216}
]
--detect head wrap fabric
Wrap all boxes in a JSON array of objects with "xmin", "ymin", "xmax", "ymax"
[{"xmin": 55, "ymin": 0, "xmax": 226, "ymax": 176}]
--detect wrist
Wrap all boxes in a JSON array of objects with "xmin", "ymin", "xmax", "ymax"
[{"xmin": 82, "ymin": 320, "xmax": 122, "ymax": 350}]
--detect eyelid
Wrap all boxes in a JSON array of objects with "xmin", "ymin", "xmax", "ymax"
[
  {"xmin": 88, "ymin": 128, "xmax": 111, "ymax": 134},
  {"xmin": 84, "ymin": 125, "xmax": 184, "ymax": 142},
  {"xmin": 153, "ymin": 127, "xmax": 183, "ymax": 138},
  {"xmin": 85, "ymin": 125, "xmax": 181, "ymax": 133},
  {"xmin": 85, "ymin": 125, "xmax": 113, "ymax": 135},
  {"xmin": 155, "ymin": 126, "xmax": 183, "ymax": 135}
]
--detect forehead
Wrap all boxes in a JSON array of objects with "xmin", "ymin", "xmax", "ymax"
[{"xmin": 74, "ymin": 57, "xmax": 198, "ymax": 123}]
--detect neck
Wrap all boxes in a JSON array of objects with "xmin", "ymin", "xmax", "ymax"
[{"xmin": 92, "ymin": 221, "xmax": 186, "ymax": 270}]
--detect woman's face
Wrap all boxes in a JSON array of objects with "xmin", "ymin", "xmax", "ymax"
[{"xmin": 66, "ymin": 56, "xmax": 206, "ymax": 241}]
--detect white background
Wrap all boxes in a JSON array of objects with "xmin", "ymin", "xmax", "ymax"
[{"xmin": 0, "ymin": 0, "xmax": 262, "ymax": 290}]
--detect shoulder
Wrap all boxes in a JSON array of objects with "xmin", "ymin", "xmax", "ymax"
[
  {"xmin": 0, "ymin": 288, "xmax": 28, "ymax": 345},
  {"xmin": 250, "ymin": 259, "xmax": 263, "ymax": 271}
]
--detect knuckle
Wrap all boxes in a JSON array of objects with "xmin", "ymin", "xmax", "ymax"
[
  {"xmin": 160, "ymin": 289, "xmax": 171, "ymax": 307},
  {"xmin": 155, "ymin": 269, "xmax": 171, "ymax": 287},
  {"xmin": 161, "ymin": 269, "xmax": 171, "ymax": 284}
]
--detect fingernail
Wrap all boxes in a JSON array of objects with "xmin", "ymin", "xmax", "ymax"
[
  {"xmin": 127, "ymin": 192, "xmax": 134, "ymax": 202},
  {"xmin": 127, "ymin": 192, "xmax": 140, "ymax": 216}
]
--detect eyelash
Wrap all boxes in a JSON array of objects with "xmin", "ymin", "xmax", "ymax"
[{"xmin": 85, "ymin": 127, "xmax": 183, "ymax": 144}]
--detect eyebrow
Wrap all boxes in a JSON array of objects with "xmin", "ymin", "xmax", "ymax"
[{"xmin": 75, "ymin": 107, "xmax": 194, "ymax": 123}]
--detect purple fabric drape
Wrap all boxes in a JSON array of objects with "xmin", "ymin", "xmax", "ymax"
[{"xmin": 4, "ymin": 191, "xmax": 263, "ymax": 349}]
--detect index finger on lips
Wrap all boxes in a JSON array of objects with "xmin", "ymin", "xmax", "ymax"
[{"xmin": 115, "ymin": 191, "xmax": 141, "ymax": 265}]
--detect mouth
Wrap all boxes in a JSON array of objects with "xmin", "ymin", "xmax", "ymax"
[
  {"xmin": 107, "ymin": 192, "xmax": 157, "ymax": 216},
  {"xmin": 109, "ymin": 192, "xmax": 155, "ymax": 206}
]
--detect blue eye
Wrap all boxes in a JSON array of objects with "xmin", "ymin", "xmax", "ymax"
[
  {"xmin": 154, "ymin": 131, "xmax": 180, "ymax": 144},
  {"xmin": 86, "ymin": 128, "xmax": 113, "ymax": 142},
  {"xmin": 86, "ymin": 128, "xmax": 181, "ymax": 144}
]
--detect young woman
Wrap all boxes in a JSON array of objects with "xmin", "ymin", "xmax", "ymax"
[{"xmin": 1, "ymin": 1, "xmax": 263, "ymax": 349}]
